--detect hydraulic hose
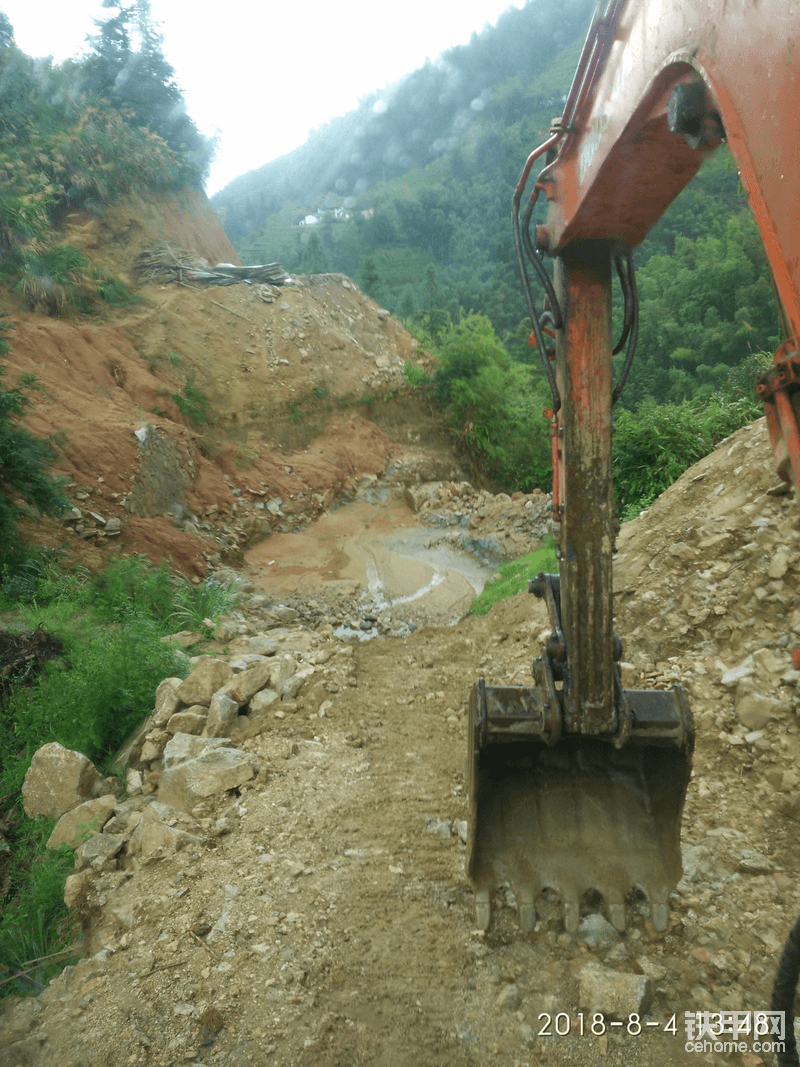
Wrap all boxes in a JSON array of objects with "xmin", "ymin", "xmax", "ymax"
[
  {"xmin": 521, "ymin": 193, "xmax": 563, "ymax": 330},
  {"xmin": 512, "ymin": 152, "xmax": 562, "ymax": 412},
  {"xmin": 611, "ymin": 252, "xmax": 638, "ymax": 404}
]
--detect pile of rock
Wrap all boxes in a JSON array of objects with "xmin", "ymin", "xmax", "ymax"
[
  {"xmin": 403, "ymin": 480, "xmax": 553, "ymax": 561},
  {"xmin": 20, "ymin": 620, "xmax": 358, "ymax": 926},
  {"xmin": 59, "ymin": 477, "xmax": 126, "ymax": 542}
]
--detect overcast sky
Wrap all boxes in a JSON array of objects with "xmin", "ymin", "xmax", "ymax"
[{"xmin": 2, "ymin": 0, "xmax": 527, "ymax": 195}]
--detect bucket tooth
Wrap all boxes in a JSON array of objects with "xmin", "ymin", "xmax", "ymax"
[
  {"xmin": 605, "ymin": 890, "xmax": 627, "ymax": 933},
  {"xmin": 563, "ymin": 892, "xmax": 581, "ymax": 934},
  {"xmin": 518, "ymin": 888, "xmax": 536, "ymax": 932},
  {"xmin": 475, "ymin": 888, "xmax": 491, "ymax": 931},
  {"xmin": 647, "ymin": 890, "xmax": 670, "ymax": 932}
]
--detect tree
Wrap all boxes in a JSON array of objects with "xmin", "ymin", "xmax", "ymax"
[
  {"xmin": 301, "ymin": 232, "xmax": 328, "ymax": 275},
  {"xmin": 83, "ymin": 0, "xmax": 135, "ymax": 96},
  {"xmin": 359, "ymin": 256, "xmax": 380, "ymax": 297},
  {"xmin": 83, "ymin": 0, "xmax": 214, "ymax": 182},
  {"xmin": 0, "ymin": 11, "xmax": 13, "ymax": 49}
]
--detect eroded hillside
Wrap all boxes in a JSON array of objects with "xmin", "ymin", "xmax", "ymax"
[{"xmin": 1, "ymin": 186, "xmax": 445, "ymax": 578}]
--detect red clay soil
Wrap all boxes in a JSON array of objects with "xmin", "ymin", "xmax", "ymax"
[{"xmin": 1, "ymin": 187, "xmax": 431, "ymax": 577}]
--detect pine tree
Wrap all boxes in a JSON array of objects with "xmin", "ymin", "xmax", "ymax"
[
  {"xmin": 83, "ymin": 0, "xmax": 214, "ymax": 182},
  {"xmin": 84, "ymin": 0, "xmax": 135, "ymax": 97}
]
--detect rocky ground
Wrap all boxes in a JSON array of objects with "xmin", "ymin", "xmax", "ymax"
[{"xmin": 3, "ymin": 416, "xmax": 800, "ymax": 1067}]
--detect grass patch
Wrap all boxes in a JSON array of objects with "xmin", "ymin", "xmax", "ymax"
[
  {"xmin": 471, "ymin": 538, "xmax": 558, "ymax": 616},
  {"xmin": 172, "ymin": 373, "xmax": 213, "ymax": 428},
  {"xmin": 0, "ymin": 555, "xmax": 241, "ymax": 998},
  {"xmin": 0, "ymin": 821, "xmax": 80, "ymax": 998},
  {"xmin": 95, "ymin": 273, "xmax": 140, "ymax": 307}
]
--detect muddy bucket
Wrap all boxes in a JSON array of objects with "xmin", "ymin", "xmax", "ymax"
[{"xmin": 465, "ymin": 678, "xmax": 694, "ymax": 933}]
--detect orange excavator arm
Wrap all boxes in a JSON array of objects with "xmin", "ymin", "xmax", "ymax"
[
  {"xmin": 465, "ymin": 0, "xmax": 800, "ymax": 935},
  {"xmin": 531, "ymin": 0, "xmax": 800, "ymax": 495}
]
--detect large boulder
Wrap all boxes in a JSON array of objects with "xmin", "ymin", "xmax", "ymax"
[
  {"xmin": 152, "ymin": 677, "xmax": 185, "ymax": 726},
  {"xmin": 206, "ymin": 689, "xmax": 243, "ymax": 737},
  {"xmin": 166, "ymin": 708, "xmax": 206, "ymax": 735},
  {"xmin": 47, "ymin": 794, "xmax": 117, "ymax": 850},
  {"xmin": 227, "ymin": 659, "xmax": 273, "ymax": 704},
  {"xmin": 75, "ymin": 832, "xmax": 125, "ymax": 872},
  {"xmin": 176, "ymin": 659, "xmax": 234, "ymax": 706},
  {"xmin": 22, "ymin": 743, "xmax": 105, "ymax": 819},
  {"xmin": 162, "ymin": 732, "xmax": 232, "ymax": 769},
  {"xmin": 132, "ymin": 802, "xmax": 203, "ymax": 860},
  {"xmin": 157, "ymin": 748, "xmax": 255, "ymax": 812},
  {"xmin": 250, "ymin": 689, "xmax": 279, "ymax": 714}
]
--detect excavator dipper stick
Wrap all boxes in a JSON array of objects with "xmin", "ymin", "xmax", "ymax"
[{"xmin": 554, "ymin": 239, "xmax": 616, "ymax": 736}]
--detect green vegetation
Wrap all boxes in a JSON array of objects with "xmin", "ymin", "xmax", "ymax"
[
  {"xmin": 401, "ymin": 310, "xmax": 766, "ymax": 510},
  {"xmin": 409, "ymin": 311, "xmax": 552, "ymax": 491},
  {"xmin": 95, "ymin": 272, "xmax": 140, "ymax": 307},
  {"xmin": 613, "ymin": 353, "xmax": 771, "ymax": 519},
  {"xmin": 0, "ymin": 351, "xmax": 70, "ymax": 571},
  {"xmin": 0, "ymin": 555, "xmax": 241, "ymax": 999},
  {"xmin": 171, "ymin": 373, "xmax": 213, "ymax": 428},
  {"xmin": 0, "ymin": 333, "xmax": 240, "ymax": 997},
  {"xmin": 0, "ymin": 820, "xmax": 78, "ymax": 997},
  {"xmin": 0, "ymin": 4, "xmax": 213, "ymax": 317},
  {"xmin": 471, "ymin": 537, "xmax": 558, "ymax": 616}
]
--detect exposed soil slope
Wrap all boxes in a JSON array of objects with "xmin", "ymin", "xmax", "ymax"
[{"xmin": 1, "ymin": 188, "xmax": 440, "ymax": 577}]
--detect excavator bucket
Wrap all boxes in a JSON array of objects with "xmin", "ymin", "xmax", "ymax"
[{"xmin": 465, "ymin": 677, "xmax": 694, "ymax": 932}]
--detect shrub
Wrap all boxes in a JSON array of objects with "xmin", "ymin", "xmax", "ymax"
[
  {"xmin": 405, "ymin": 311, "xmax": 553, "ymax": 493},
  {"xmin": 0, "ymin": 554, "xmax": 203, "ymax": 1002},
  {"xmin": 0, "ymin": 360, "xmax": 70, "ymax": 571},
  {"xmin": 613, "ymin": 353, "xmax": 771, "ymax": 519},
  {"xmin": 172, "ymin": 373, "xmax": 213, "ymax": 427},
  {"xmin": 3, "ymin": 610, "xmax": 187, "ymax": 775},
  {"xmin": 402, "ymin": 360, "xmax": 432, "ymax": 389},
  {"xmin": 95, "ymin": 273, "xmax": 140, "ymax": 307},
  {"xmin": 88, "ymin": 555, "xmax": 176, "ymax": 625},
  {"xmin": 18, "ymin": 246, "xmax": 94, "ymax": 316},
  {"xmin": 169, "ymin": 574, "xmax": 241, "ymax": 632}
]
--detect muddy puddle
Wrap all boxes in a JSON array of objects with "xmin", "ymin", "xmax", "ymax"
[{"xmin": 245, "ymin": 498, "xmax": 497, "ymax": 626}]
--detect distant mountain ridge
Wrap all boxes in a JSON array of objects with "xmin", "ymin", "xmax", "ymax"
[{"xmin": 210, "ymin": 0, "xmax": 594, "ymax": 245}]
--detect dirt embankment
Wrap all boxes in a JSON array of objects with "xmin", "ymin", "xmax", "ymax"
[{"xmin": 1, "ymin": 187, "xmax": 448, "ymax": 578}]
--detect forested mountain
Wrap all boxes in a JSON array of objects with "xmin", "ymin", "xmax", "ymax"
[
  {"xmin": 216, "ymin": 0, "xmax": 778, "ymax": 413},
  {"xmin": 208, "ymin": 0, "xmax": 778, "ymax": 500},
  {"xmin": 210, "ymin": 0, "xmax": 595, "ymax": 245}
]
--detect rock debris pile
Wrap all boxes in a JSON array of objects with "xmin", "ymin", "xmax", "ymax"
[{"xmin": 403, "ymin": 479, "xmax": 553, "ymax": 564}]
